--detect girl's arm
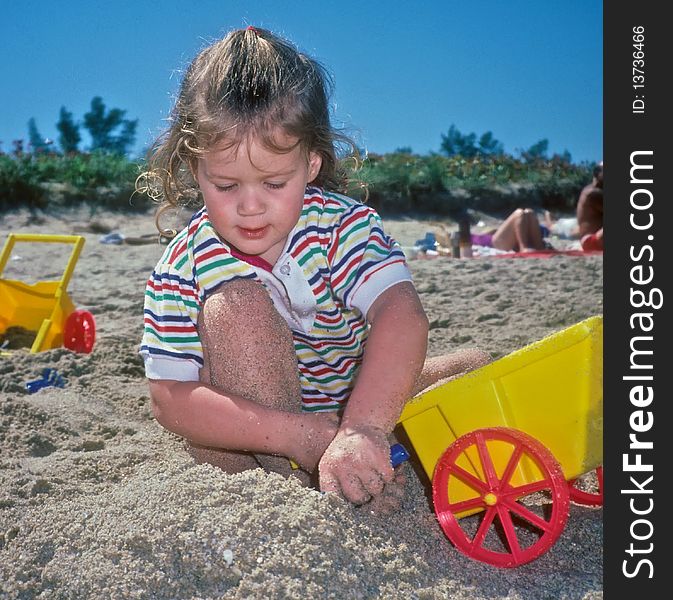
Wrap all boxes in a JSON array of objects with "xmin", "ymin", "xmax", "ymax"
[
  {"xmin": 318, "ymin": 280, "xmax": 429, "ymax": 504},
  {"xmin": 149, "ymin": 380, "xmax": 337, "ymax": 471}
]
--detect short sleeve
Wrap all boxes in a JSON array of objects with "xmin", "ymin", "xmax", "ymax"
[
  {"xmin": 328, "ymin": 205, "xmax": 412, "ymax": 318},
  {"xmin": 139, "ymin": 262, "xmax": 203, "ymax": 381}
]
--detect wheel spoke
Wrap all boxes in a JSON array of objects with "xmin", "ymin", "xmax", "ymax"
[
  {"xmin": 496, "ymin": 505, "xmax": 522, "ymax": 561},
  {"xmin": 475, "ymin": 431, "xmax": 499, "ymax": 488},
  {"xmin": 472, "ymin": 506, "xmax": 497, "ymax": 550},
  {"xmin": 501, "ymin": 497, "xmax": 552, "ymax": 532},
  {"xmin": 501, "ymin": 478, "xmax": 551, "ymax": 499},
  {"xmin": 448, "ymin": 496, "xmax": 486, "ymax": 514},
  {"xmin": 446, "ymin": 463, "xmax": 489, "ymax": 493},
  {"xmin": 499, "ymin": 444, "xmax": 524, "ymax": 489}
]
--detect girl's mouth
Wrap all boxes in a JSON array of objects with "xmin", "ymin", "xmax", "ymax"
[{"xmin": 237, "ymin": 225, "xmax": 269, "ymax": 240}]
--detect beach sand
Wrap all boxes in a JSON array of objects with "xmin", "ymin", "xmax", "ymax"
[{"xmin": 0, "ymin": 208, "xmax": 603, "ymax": 599}]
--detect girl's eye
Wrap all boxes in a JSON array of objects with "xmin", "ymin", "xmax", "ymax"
[
  {"xmin": 266, "ymin": 182, "xmax": 286, "ymax": 190},
  {"xmin": 215, "ymin": 184, "xmax": 236, "ymax": 192}
]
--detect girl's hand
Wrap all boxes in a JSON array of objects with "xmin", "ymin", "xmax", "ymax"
[{"xmin": 317, "ymin": 424, "xmax": 394, "ymax": 504}]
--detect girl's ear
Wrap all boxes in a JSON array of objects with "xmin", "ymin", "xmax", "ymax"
[{"xmin": 307, "ymin": 152, "xmax": 322, "ymax": 183}]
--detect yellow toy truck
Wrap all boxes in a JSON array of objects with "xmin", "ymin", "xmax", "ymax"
[
  {"xmin": 0, "ymin": 234, "xmax": 95, "ymax": 354},
  {"xmin": 394, "ymin": 315, "xmax": 603, "ymax": 567}
]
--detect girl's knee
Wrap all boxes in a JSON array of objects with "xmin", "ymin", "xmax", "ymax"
[
  {"xmin": 464, "ymin": 348, "xmax": 492, "ymax": 369},
  {"xmin": 200, "ymin": 280, "xmax": 277, "ymax": 331},
  {"xmin": 198, "ymin": 278, "xmax": 296, "ymax": 370},
  {"xmin": 205, "ymin": 279, "xmax": 271, "ymax": 313}
]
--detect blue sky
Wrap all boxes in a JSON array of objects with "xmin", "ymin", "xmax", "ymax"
[{"xmin": 1, "ymin": 1, "xmax": 602, "ymax": 163}]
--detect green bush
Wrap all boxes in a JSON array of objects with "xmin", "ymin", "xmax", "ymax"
[
  {"xmin": 0, "ymin": 149, "xmax": 594, "ymax": 217},
  {"xmin": 346, "ymin": 153, "xmax": 593, "ymax": 216},
  {"xmin": 0, "ymin": 154, "xmax": 48, "ymax": 212},
  {"xmin": 0, "ymin": 151, "xmax": 151, "ymax": 213}
]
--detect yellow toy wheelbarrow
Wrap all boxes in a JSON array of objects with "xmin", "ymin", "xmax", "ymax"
[
  {"xmin": 394, "ymin": 315, "xmax": 602, "ymax": 568},
  {"xmin": 0, "ymin": 234, "xmax": 95, "ymax": 354}
]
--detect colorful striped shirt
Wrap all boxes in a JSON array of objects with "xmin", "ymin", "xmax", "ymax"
[{"xmin": 140, "ymin": 187, "xmax": 412, "ymax": 412}]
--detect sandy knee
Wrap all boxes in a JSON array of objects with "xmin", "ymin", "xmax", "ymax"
[
  {"xmin": 199, "ymin": 279, "xmax": 291, "ymax": 346},
  {"xmin": 201, "ymin": 279, "xmax": 274, "ymax": 328},
  {"xmin": 464, "ymin": 348, "xmax": 491, "ymax": 368}
]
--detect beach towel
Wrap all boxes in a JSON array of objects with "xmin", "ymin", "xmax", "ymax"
[
  {"xmin": 470, "ymin": 238, "xmax": 602, "ymax": 259},
  {"xmin": 488, "ymin": 248, "xmax": 603, "ymax": 259}
]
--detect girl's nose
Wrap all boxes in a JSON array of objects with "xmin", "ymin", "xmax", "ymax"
[{"xmin": 237, "ymin": 188, "xmax": 264, "ymax": 215}]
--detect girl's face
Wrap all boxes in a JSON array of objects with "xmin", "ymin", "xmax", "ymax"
[{"xmin": 196, "ymin": 132, "xmax": 322, "ymax": 265}]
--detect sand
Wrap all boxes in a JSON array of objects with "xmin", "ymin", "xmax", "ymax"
[{"xmin": 0, "ymin": 208, "xmax": 603, "ymax": 599}]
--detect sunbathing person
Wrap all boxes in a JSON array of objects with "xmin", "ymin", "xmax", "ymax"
[
  {"xmin": 576, "ymin": 162, "xmax": 603, "ymax": 251},
  {"xmin": 471, "ymin": 208, "xmax": 547, "ymax": 253},
  {"xmin": 543, "ymin": 162, "xmax": 603, "ymax": 250}
]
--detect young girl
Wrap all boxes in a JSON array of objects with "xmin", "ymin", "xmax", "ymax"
[{"xmin": 139, "ymin": 26, "xmax": 489, "ymax": 506}]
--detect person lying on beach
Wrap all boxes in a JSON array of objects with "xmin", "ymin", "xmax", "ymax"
[
  {"xmin": 576, "ymin": 161, "xmax": 603, "ymax": 251},
  {"xmin": 470, "ymin": 208, "xmax": 548, "ymax": 253},
  {"xmin": 137, "ymin": 26, "xmax": 490, "ymax": 507},
  {"xmin": 541, "ymin": 162, "xmax": 604, "ymax": 251}
]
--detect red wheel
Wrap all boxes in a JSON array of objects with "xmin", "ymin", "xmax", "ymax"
[
  {"xmin": 568, "ymin": 466, "xmax": 603, "ymax": 506},
  {"xmin": 432, "ymin": 427, "xmax": 570, "ymax": 568},
  {"xmin": 63, "ymin": 309, "xmax": 96, "ymax": 353}
]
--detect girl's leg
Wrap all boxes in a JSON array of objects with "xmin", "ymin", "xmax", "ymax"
[
  {"xmin": 188, "ymin": 279, "xmax": 304, "ymax": 475},
  {"xmin": 411, "ymin": 348, "xmax": 492, "ymax": 397}
]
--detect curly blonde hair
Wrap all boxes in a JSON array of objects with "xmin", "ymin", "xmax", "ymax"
[{"xmin": 136, "ymin": 27, "xmax": 357, "ymax": 236}]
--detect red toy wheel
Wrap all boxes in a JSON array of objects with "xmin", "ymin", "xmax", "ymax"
[
  {"xmin": 432, "ymin": 427, "xmax": 570, "ymax": 568},
  {"xmin": 568, "ymin": 466, "xmax": 603, "ymax": 506},
  {"xmin": 63, "ymin": 309, "xmax": 96, "ymax": 353}
]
